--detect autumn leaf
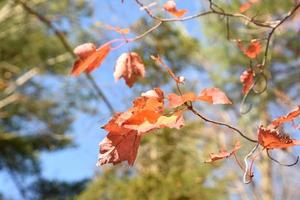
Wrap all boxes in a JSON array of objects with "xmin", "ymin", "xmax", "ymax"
[
  {"xmin": 271, "ymin": 106, "xmax": 300, "ymax": 128},
  {"xmin": 240, "ymin": 69, "xmax": 255, "ymax": 94},
  {"xmin": 205, "ymin": 141, "xmax": 241, "ymax": 163},
  {"xmin": 239, "ymin": 2, "xmax": 252, "ymax": 13},
  {"xmin": 198, "ymin": 88, "xmax": 232, "ymax": 104},
  {"xmin": 163, "ymin": 0, "xmax": 187, "ymax": 18},
  {"xmin": 98, "ymin": 88, "xmax": 184, "ymax": 166},
  {"xmin": 114, "ymin": 52, "xmax": 145, "ymax": 87},
  {"xmin": 71, "ymin": 43, "xmax": 111, "ymax": 76},
  {"xmin": 141, "ymin": 88, "xmax": 164, "ymax": 100},
  {"xmin": 167, "ymin": 92, "xmax": 196, "ymax": 108},
  {"xmin": 239, "ymin": 0, "xmax": 259, "ymax": 13},
  {"xmin": 97, "ymin": 130, "xmax": 141, "ymax": 166},
  {"xmin": 124, "ymin": 111, "xmax": 184, "ymax": 134},
  {"xmin": 257, "ymin": 125, "xmax": 300, "ymax": 149},
  {"xmin": 237, "ymin": 40, "xmax": 262, "ymax": 59},
  {"xmin": 167, "ymin": 88, "xmax": 231, "ymax": 108}
]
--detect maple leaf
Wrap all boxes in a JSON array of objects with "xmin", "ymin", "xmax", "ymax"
[
  {"xmin": 97, "ymin": 131, "xmax": 141, "ymax": 166},
  {"xmin": 271, "ymin": 106, "xmax": 300, "ymax": 128},
  {"xmin": 163, "ymin": 0, "xmax": 187, "ymax": 18},
  {"xmin": 198, "ymin": 88, "xmax": 232, "ymax": 104},
  {"xmin": 257, "ymin": 125, "xmax": 300, "ymax": 149},
  {"xmin": 114, "ymin": 52, "xmax": 145, "ymax": 87},
  {"xmin": 240, "ymin": 69, "xmax": 255, "ymax": 94},
  {"xmin": 71, "ymin": 43, "xmax": 111, "ymax": 76},
  {"xmin": 237, "ymin": 40, "xmax": 262, "ymax": 59},
  {"xmin": 205, "ymin": 141, "xmax": 241, "ymax": 163},
  {"xmin": 98, "ymin": 88, "xmax": 183, "ymax": 166}
]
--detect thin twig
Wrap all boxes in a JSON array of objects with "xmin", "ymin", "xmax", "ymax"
[
  {"xmin": 188, "ymin": 105, "xmax": 258, "ymax": 143},
  {"xmin": 267, "ymin": 150, "xmax": 299, "ymax": 167},
  {"xmin": 261, "ymin": 3, "xmax": 300, "ymax": 68}
]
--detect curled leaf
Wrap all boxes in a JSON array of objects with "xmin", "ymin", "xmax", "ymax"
[
  {"xmin": 271, "ymin": 106, "xmax": 300, "ymax": 128},
  {"xmin": 240, "ymin": 69, "xmax": 255, "ymax": 94},
  {"xmin": 71, "ymin": 43, "xmax": 111, "ymax": 76},
  {"xmin": 114, "ymin": 52, "xmax": 145, "ymax": 88},
  {"xmin": 163, "ymin": 0, "xmax": 187, "ymax": 17},
  {"xmin": 205, "ymin": 141, "xmax": 241, "ymax": 163},
  {"xmin": 257, "ymin": 125, "xmax": 300, "ymax": 149}
]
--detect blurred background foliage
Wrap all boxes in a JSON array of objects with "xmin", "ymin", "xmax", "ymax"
[{"xmin": 0, "ymin": 0, "xmax": 300, "ymax": 200}]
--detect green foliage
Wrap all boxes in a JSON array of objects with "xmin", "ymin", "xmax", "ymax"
[{"xmin": 29, "ymin": 178, "xmax": 88, "ymax": 200}]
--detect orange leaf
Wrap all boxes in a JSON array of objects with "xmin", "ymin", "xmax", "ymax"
[
  {"xmin": 257, "ymin": 125, "xmax": 300, "ymax": 149},
  {"xmin": 205, "ymin": 141, "xmax": 241, "ymax": 163},
  {"xmin": 114, "ymin": 52, "xmax": 145, "ymax": 88},
  {"xmin": 163, "ymin": 0, "xmax": 187, "ymax": 18},
  {"xmin": 240, "ymin": 69, "xmax": 255, "ymax": 94},
  {"xmin": 245, "ymin": 41, "xmax": 261, "ymax": 59},
  {"xmin": 240, "ymin": 0, "xmax": 260, "ymax": 13},
  {"xmin": 198, "ymin": 88, "xmax": 232, "ymax": 104},
  {"xmin": 124, "ymin": 111, "xmax": 184, "ymax": 135},
  {"xmin": 271, "ymin": 106, "xmax": 300, "ymax": 127},
  {"xmin": 237, "ymin": 40, "xmax": 261, "ymax": 59},
  {"xmin": 71, "ymin": 43, "xmax": 111, "ymax": 76},
  {"xmin": 167, "ymin": 92, "xmax": 196, "ymax": 108},
  {"xmin": 239, "ymin": 2, "xmax": 252, "ymax": 13}
]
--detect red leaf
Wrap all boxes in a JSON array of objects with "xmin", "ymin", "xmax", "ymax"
[
  {"xmin": 114, "ymin": 52, "xmax": 145, "ymax": 88},
  {"xmin": 271, "ymin": 106, "xmax": 300, "ymax": 127},
  {"xmin": 240, "ymin": 70, "xmax": 255, "ymax": 94},
  {"xmin": 257, "ymin": 125, "xmax": 300, "ymax": 149},
  {"xmin": 71, "ymin": 43, "xmax": 111, "ymax": 76},
  {"xmin": 97, "ymin": 131, "xmax": 141, "ymax": 166},
  {"xmin": 205, "ymin": 141, "xmax": 241, "ymax": 163},
  {"xmin": 198, "ymin": 88, "xmax": 232, "ymax": 104},
  {"xmin": 237, "ymin": 40, "xmax": 262, "ymax": 59},
  {"xmin": 163, "ymin": 0, "xmax": 187, "ymax": 18}
]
